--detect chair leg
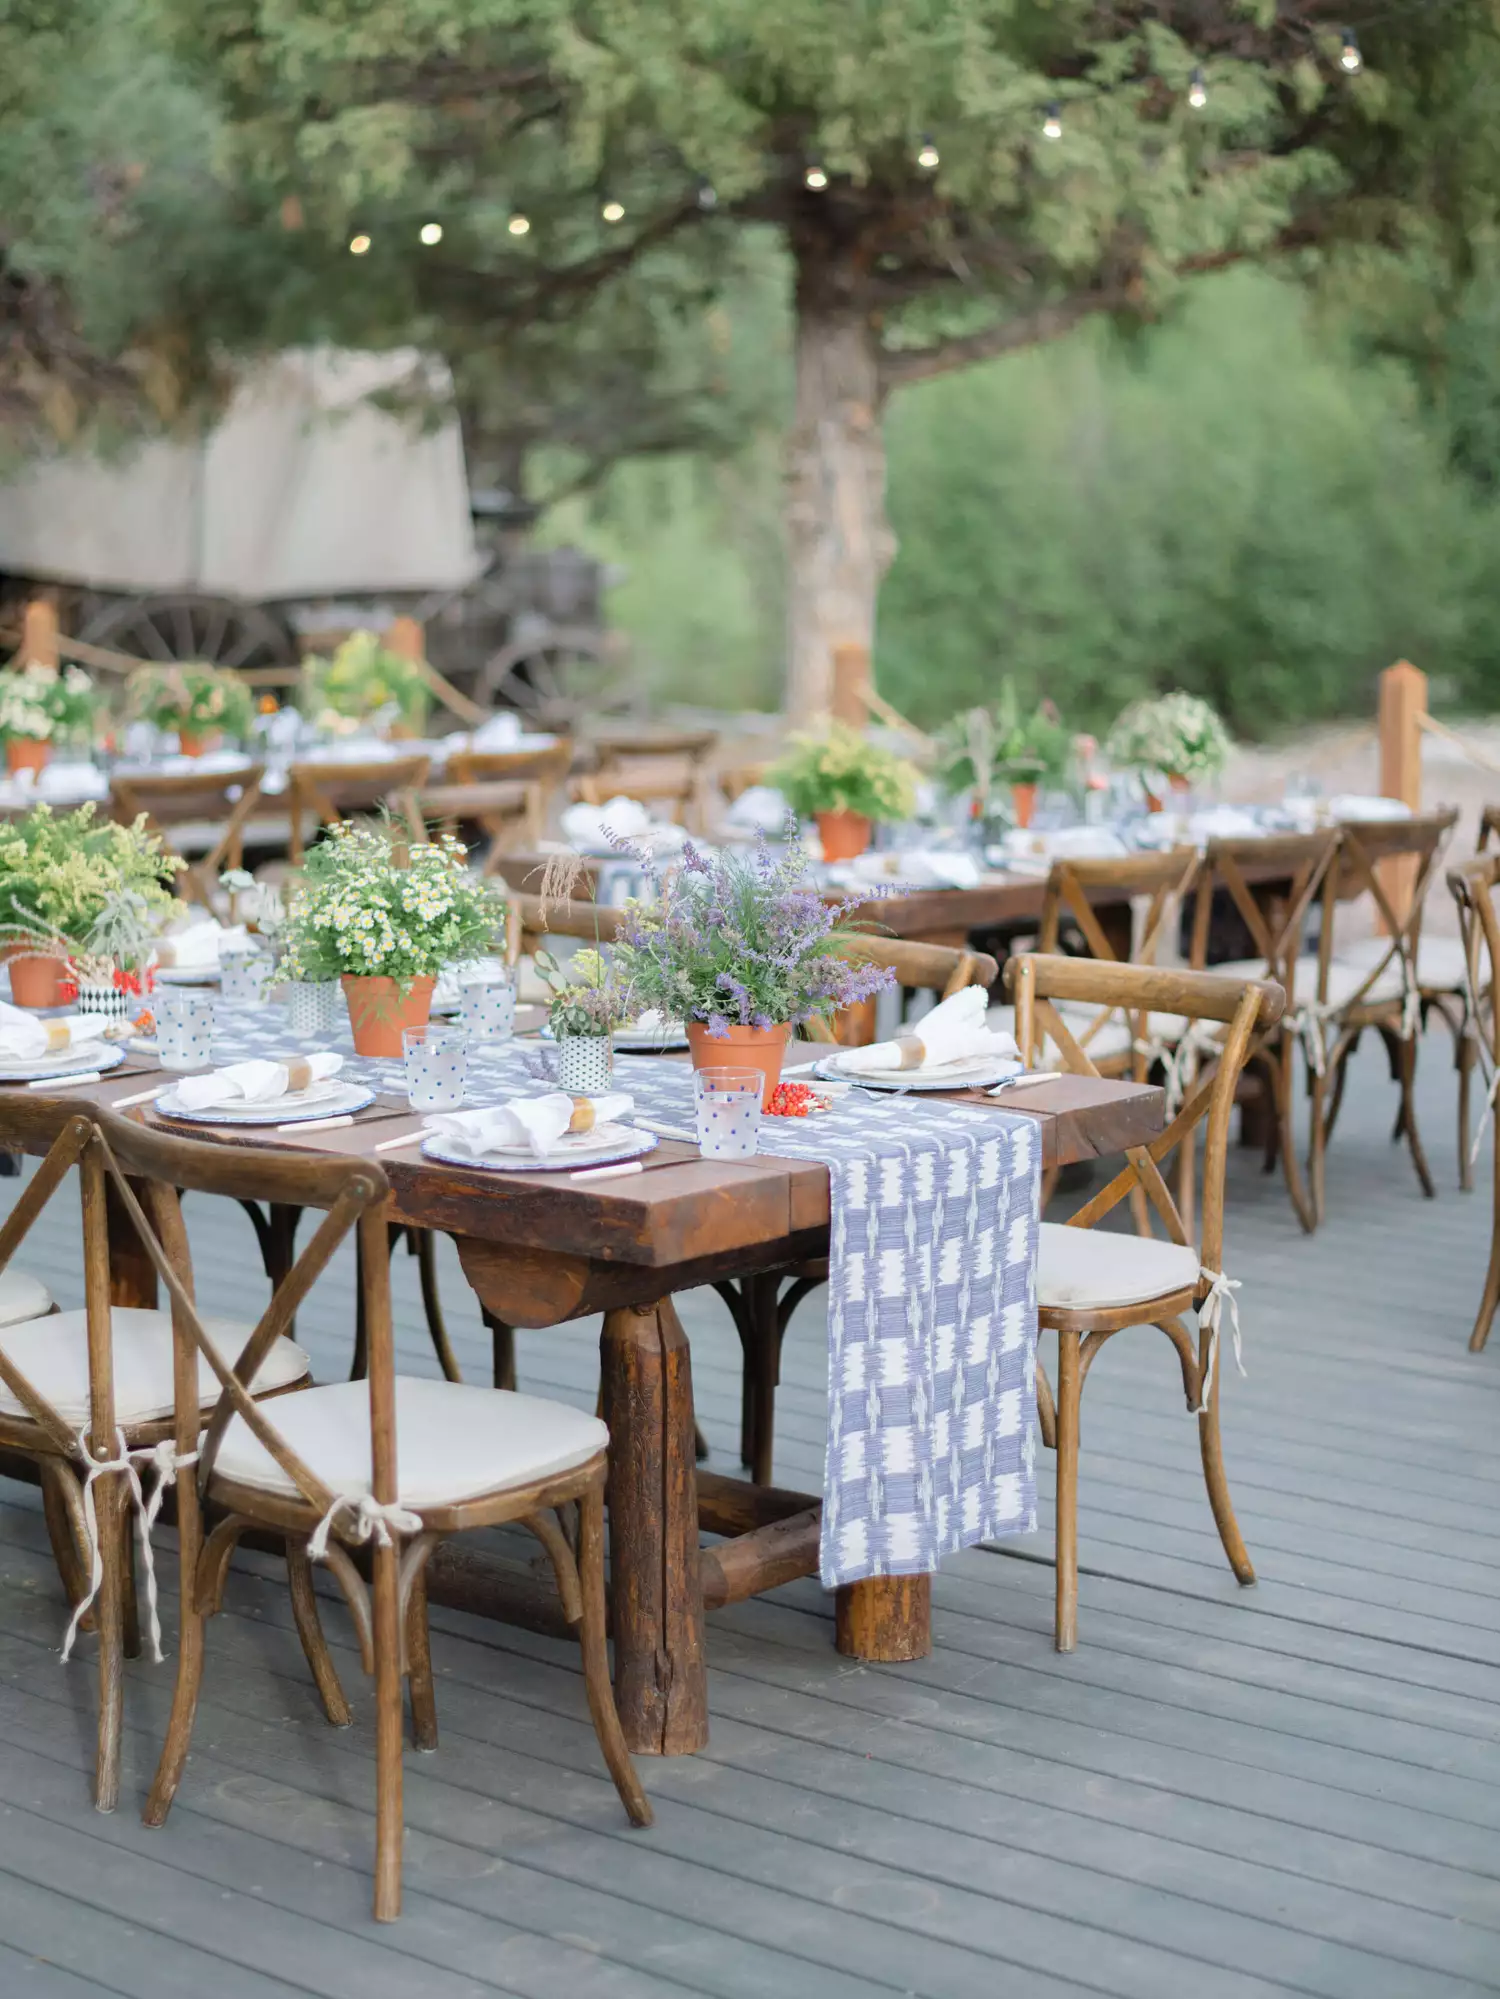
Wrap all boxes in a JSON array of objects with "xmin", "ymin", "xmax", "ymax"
[
  {"xmin": 92, "ymin": 1475, "xmax": 125, "ymax": 1813},
  {"xmin": 286, "ymin": 1544, "xmax": 352, "ymax": 1727},
  {"xmin": 144, "ymin": 1490, "xmax": 208, "ymax": 1828},
  {"xmin": 413, "ymin": 1230, "xmax": 464, "ymax": 1382},
  {"xmin": 1273, "ymin": 1040, "xmax": 1317, "ymax": 1235},
  {"xmin": 486, "ymin": 1312, "xmax": 518, "ymax": 1391},
  {"xmin": 1196, "ymin": 1323, "xmax": 1256, "ymax": 1585},
  {"xmin": 39, "ymin": 1460, "xmax": 88, "ymax": 1618},
  {"xmin": 1396, "ymin": 1034, "xmax": 1436, "ymax": 1198},
  {"xmin": 1458, "ymin": 1033, "xmax": 1477, "ymax": 1193},
  {"xmin": 405, "ymin": 1565, "xmax": 439, "ymax": 1754},
  {"xmin": 1307, "ymin": 1058, "xmax": 1329, "ymax": 1228},
  {"xmin": 118, "ymin": 1503, "xmax": 141, "ymax": 1662},
  {"xmin": 1470, "ymin": 1176, "xmax": 1500, "ymax": 1353},
  {"xmin": 1034, "ymin": 1351, "xmax": 1057, "ymax": 1452},
  {"xmin": 749, "ymin": 1274, "xmax": 781, "ymax": 1488},
  {"xmin": 575, "ymin": 1485, "xmax": 652, "ymax": 1828},
  {"xmin": 1053, "ymin": 1329, "xmax": 1081, "ymax": 1653},
  {"xmin": 370, "ymin": 1539, "xmax": 405, "ymax": 1923}
]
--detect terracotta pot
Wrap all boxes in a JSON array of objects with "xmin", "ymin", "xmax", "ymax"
[
  {"xmin": 5, "ymin": 738, "xmax": 49, "ymax": 776},
  {"xmin": 7, "ymin": 952, "xmax": 65, "ymax": 1008},
  {"xmin": 1143, "ymin": 788, "xmax": 1164, "ymax": 814},
  {"xmin": 178, "ymin": 729, "xmax": 223, "ymax": 757},
  {"xmin": 815, "ymin": 809, "xmax": 872, "ymax": 863},
  {"xmin": 1010, "ymin": 781, "xmax": 1037, "ymax": 829},
  {"xmin": 341, "ymin": 973, "xmax": 435, "ymax": 1058},
  {"xmin": 686, "ymin": 1020, "xmax": 791, "ymax": 1107},
  {"xmin": 1168, "ymin": 773, "xmax": 1192, "ymax": 795}
]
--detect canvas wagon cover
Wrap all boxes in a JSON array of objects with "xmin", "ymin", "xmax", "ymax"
[{"xmin": 0, "ymin": 349, "xmax": 480, "ymax": 598}]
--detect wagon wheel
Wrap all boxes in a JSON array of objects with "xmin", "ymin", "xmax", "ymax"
[
  {"xmin": 79, "ymin": 594, "xmax": 296, "ymax": 674},
  {"xmin": 475, "ymin": 627, "xmax": 631, "ymax": 728}
]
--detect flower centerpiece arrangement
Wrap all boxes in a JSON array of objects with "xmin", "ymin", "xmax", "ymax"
[
  {"xmin": 770, "ymin": 722, "xmax": 919, "ymax": 862},
  {"xmin": 535, "ymin": 946, "xmax": 633, "ymax": 1093},
  {"xmin": 0, "ymin": 802, "xmax": 182, "ymax": 1006},
  {"xmin": 279, "ymin": 820, "xmax": 504, "ymax": 1055},
  {"xmin": 0, "ymin": 663, "xmax": 95, "ymax": 775},
  {"xmin": 937, "ymin": 687, "xmax": 1069, "ymax": 830},
  {"xmin": 615, "ymin": 826, "xmax": 896, "ymax": 1102},
  {"xmin": 1105, "ymin": 692, "xmax": 1231, "ymax": 806},
  {"xmin": 301, "ymin": 630, "xmax": 429, "ymax": 738},
  {"xmin": 128, "ymin": 664, "xmax": 255, "ymax": 755}
]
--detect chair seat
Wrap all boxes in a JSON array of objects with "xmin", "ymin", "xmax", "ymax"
[
  {"xmin": 0, "ymin": 1308, "xmax": 308, "ymax": 1429},
  {"xmin": 1037, "ymin": 1223, "xmax": 1200, "ymax": 1313},
  {"xmin": 1336, "ymin": 933, "xmax": 1475, "ymax": 995},
  {"xmin": 987, "ymin": 1004, "xmax": 1136, "ymax": 1065},
  {"xmin": 0, "ymin": 1268, "xmax": 52, "ymax": 1329},
  {"xmin": 1210, "ymin": 955, "xmax": 1404, "ymax": 1010},
  {"xmin": 214, "ymin": 1377, "xmax": 609, "ymax": 1512}
]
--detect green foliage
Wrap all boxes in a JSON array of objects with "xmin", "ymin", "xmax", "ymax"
[
  {"xmin": 127, "ymin": 664, "xmax": 255, "ymax": 738},
  {"xmin": 0, "ymin": 802, "xmax": 180, "ymax": 948},
  {"xmin": 771, "ymin": 723, "xmax": 919, "ymax": 823},
  {"xmin": 280, "ymin": 820, "xmax": 504, "ymax": 984},
  {"xmin": 536, "ymin": 946, "xmax": 630, "ymax": 1039},
  {"xmin": 936, "ymin": 686, "xmax": 1070, "ymax": 807},
  {"xmin": 877, "ymin": 271, "xmax": 1483, "ymax": 734}
]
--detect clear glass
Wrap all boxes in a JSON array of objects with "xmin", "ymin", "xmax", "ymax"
[
  {"xmin": 156, "ymin": 989, "xmax": 216, "ymax": 1071},
  {"xmin": 693, "ymin": 1065, "xmax": 764, "ymax": 1160},
  {"xmin": 403, "ymin": 1023, "xmax": 469, "ymax": 1111},
  {"xmin": 458, "ymin": 971, "xmax": 516, "ymax": 1042},
  {"xmin": 219, "ymin": 941, "xmax": 271, "ymax": 1005}
]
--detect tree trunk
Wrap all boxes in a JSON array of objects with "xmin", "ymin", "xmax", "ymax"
[{"xmin": 784, "ymin": 295, "xmax": 894, "ymax": 720}]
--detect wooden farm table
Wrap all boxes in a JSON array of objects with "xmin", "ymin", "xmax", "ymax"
[{"xmin": 39, "ymin": 1059, "xmax": 1162, "ymax": 1757}]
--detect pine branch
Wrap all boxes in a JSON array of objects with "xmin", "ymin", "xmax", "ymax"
[{"xmin": 877, "ymin": 290, "xmax": 1132, "ymax": 392}]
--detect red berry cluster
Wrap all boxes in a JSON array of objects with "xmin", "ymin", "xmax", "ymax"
[{"xmin": 766, "ymin": 1081, "xmax": 832, "ymax": 1118}]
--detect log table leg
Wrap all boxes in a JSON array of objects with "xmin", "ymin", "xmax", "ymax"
[
  {"xmin": 599, "ymin": 1298, "xmax": 707, "ymax": 1755},
  {"xmin": 105, "ymin": 1175, "xmax": 157, "ymax": 1308},
  {"xmin": 835, "ymin": 1575, "xmax": 932, "ymax": 1662}
]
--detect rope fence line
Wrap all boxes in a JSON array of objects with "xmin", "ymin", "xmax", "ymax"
[{"xmin": 1416, "ymin": 710, "xmax": 1500, "ymax": 781}]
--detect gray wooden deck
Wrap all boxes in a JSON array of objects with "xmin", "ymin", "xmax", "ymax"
[{"xmin": 0, "ymin": 1034, "xmax": 1497, "ymax": 1997}]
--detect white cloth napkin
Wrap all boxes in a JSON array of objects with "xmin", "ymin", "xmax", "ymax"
[
  {"xmin": 173, "ymin": 1052, "xmax": 342, "ymax": 1111},
  {"xmin": 834, "ymin": 987, "xmax": 1017, "ymax": 1075},
  {"xmin": 426, "ymin": 1091, "xmax": 633, "ymax": 1160},
  {"xmin": 560, "ymin": 796, "xmax": 686, "ymax": 856},
  {"xmin": 723, "ymin": 784, "xmax": 790, "ymax": 834},
  {"xmin": 0, "ymin": 1004, "xmax": 107, "ymax": 1061},
  {"xmin": 36, "ymin": 761, "xmax": 109, "ymax": 803},
  {"xmin": 468, "ymin": 712, "xmax": 523, "ymax": 750},
  {"xmin": 153, "ymin": 922, "xmax": 249, "ymax": 971}
]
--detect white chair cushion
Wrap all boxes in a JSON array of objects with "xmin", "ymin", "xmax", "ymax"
[
  {"xmin": 0, "ymin": 1308, "xmax": 309, "ymax": 1429},
  {"xmin": 1337, "ymin": 933, "xmax": 1474, "ymax": 994},
  {"xmin": 213, "ymin": 1377, "xmax": 609, "ymax": 1510},
  {"xmin": 0, "ymin": 1269, "xmax": 52, "ymax": 1328},
  {"xmin": 987, "ymin": 1003, "xmax": 1135, "ymax": 1065},
  {"xmin": 1210, "ymin": 955, "xmax": 1403, "ymax": 1009},
  {"xmin": 1037, "ymin": 1222, "xmax": 1200, "ymax": 1312}
]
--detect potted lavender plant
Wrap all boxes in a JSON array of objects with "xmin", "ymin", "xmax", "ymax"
[{"xmin": 615, "ymin": 827, "xmax": 895, "ymax": 1104}]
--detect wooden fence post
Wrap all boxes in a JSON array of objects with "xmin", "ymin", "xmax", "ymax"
[
  {"xmin": 1378, "ymin": 659, "xmax": 1426, "ymax": 926},
  {"xmin": 20, "ymin": 598, "xmax": 59, "ymax": 672},
  {"xmin": 384, "ymin": 615, "xmax": 425, "ymax": 663},
  {"xmin": 830, "ymin": 642, "xmax": 869, "ymax": 726}
]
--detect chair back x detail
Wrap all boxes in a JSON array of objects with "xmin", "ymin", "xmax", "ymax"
[
  {"xmin": 285, "ymin": 754, "xmax": 433, "ymax": 864},
  {"xmin": 110, "ymin": 764, "xmax": 267, "ymax": 907}
]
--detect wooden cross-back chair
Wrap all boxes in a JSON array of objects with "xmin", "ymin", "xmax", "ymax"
[
  {"xmin": 1008, "ymin": 953, "xmax": 1284, "ymax": 1651},
  {"xmin": 1182, "ymin": 828, "xmax": 1343, "ymax": 1235},
  {"xmin": 82, "ymin": 1107, "xmax": 650, "ymax": 1921},
  {"xmin": 1477, "ymin": 805, "xmax": 1500, "ymax": 851},
  {"xmin": 1448, "ymin": 855, "xmax": 1500, "ymax": 1351},
  {"xmin": 109, "ymin": 764, "xmax": 267, "ymax": 907},
  {"xmin": 1316, "ymin": 809, "xmax": 1459, "ymax": 1209},
  {"xmin": 571, "ymin": 761, "xmax": 712, "ymax": 833},
  {"xmin": 719, "ymin": 935, "xmax": 999, "ymax": 1488},
  {"xmin": 396, "ymin": 778, "xmax": 544, "ymax": 874},
  {"xmin": 446, "ymin": 739, "xmax": 575, "ymax": 812},
  {"xmin": 285, "ymin": 754, "xmax": 432, "ymax": 864},
  {"xmin": 0, "ymin": 1098, "xmax": 311, "ymax": 1812}
]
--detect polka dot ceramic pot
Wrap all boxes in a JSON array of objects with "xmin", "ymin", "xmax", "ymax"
[{"xmin": 286, "ymin": 979, "xmax": 343, "ymax": 1037}]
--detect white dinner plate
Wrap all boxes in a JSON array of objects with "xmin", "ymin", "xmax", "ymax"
[
  {"xmin": 153, "ymin": 966, "xmax": 221, "ymax": 987},
  {"xmin": 421, "ymin": 1122, "xmax": 658, "ymax": 1173},
  {"xmin": 0, "ymin": 1044, "xmax": 126, "ymax": 1084},
  {"xmin": 814, "ymin": 1053, "xmax": 1023, "ymax": 1092},
  {"xmin": 155, "ymin": 1079, "xmax": 376, "ymax": 1124},
  {"xmin": 538, "ymin": 1021, "xmax": 690, "ymax": 1051}
]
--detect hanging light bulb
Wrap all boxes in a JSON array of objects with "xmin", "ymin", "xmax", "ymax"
[
  {"xmin": 348, "ymin": 232, "xmax": 372, "ymax": 255},
  {"xmin": 1041, "ymin": 103, "xmax": 1063, "ymax": 142},
  {"xmin": 805, "ymin": 163, "xmax": 829, "ymax": 190},
  {"xmin": 419, "ymin": 221, "xmax": 443, "ymax": 246},
  {"xmin": 917, "ymin": 134, "xmax": 940, "ymax": 171},
  {"xmin": 1340, "ymin": 28, "xmax": 1362, "ymax": 73},
  {"xmin": 696, "ymin": 177, "xmax": 718, "ymax": 210},
  {"xmin": 507, "ymin": 212, "xmax": 531, "ymax": 236},
  {"xmin": 601, "ymin": 198, "xmax": 625, "ymax": 224},
  {"xmin": 1188, "ymin": 67, "xmax": 1208, "ymax": 110}
]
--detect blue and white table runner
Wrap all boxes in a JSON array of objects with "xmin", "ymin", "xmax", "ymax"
[{"xmin": 204, "ymin": 1003, "xmax": 1042, "ymax": 1589}]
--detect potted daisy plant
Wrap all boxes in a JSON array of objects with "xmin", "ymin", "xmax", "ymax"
[{"xmin": 0, "ymin": 663, "xmax": 95, "ymax": 775}]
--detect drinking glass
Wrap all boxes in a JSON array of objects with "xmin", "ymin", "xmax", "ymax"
[
  {"xmin": 219, "ymin": 941, "xmax": 272, "ymax": 1005},
  {"xmin": 156, "ymin": 989, "xmax": 216, "ymax": 1071},
  {"xmin": 458, "ymin": 971, "xmax": 516, "ymax": 1043},
  {"xmin": 403, "ymin": 1024, "xmax": 469, "ymax": 1111},
  {"xmin": 693, "ymin": 1066, "xmax": 764, "ymax": 1160}
]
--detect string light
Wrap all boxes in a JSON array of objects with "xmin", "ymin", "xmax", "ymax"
[
  {"xmin": 348, "ymin": 232, "xmax": 371, "ymax": 255},
  {"xmin": 507, "ymin": 213, "xmax": 531, "ymax": 236},
  {"xmin": 1340, "ymin": 28, "xmax": 1362, "ymax": 73},
  {"xmin": 696, "ymin": 178, "xmax": 718, "ymax": 210},
  {"xmin": 1041, "ymin": 103, "xmax": 1063, "ymax": 141},
  {"xmin": 1188, "ymin": 67, "xmax": 1208, "ymax": 110},
  {"xmin": 601, "ymin": 198, "xmax": 625, "ymax": 223},
  {"xmin": 419, "ymin": 221, "xmax": 443, "ymax": 246},
  {"xmin": 805, "ymin": 164, "xmax": 829, "ymax": 190},
  {"xmin": 917, "ymin": 134, "xmax": 940, "ymax": 171}
]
